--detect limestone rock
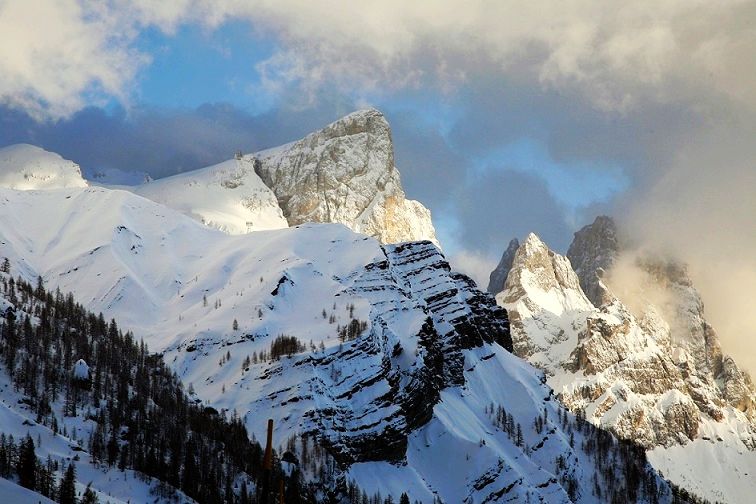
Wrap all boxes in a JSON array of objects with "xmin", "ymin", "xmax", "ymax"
[
  {"xmin": 254, "ymin": 109, "xmax": 438, "ymax": 246},
  {"xmin": 495, "ymin": 228, "xmax": 756, "ymax": 451}
]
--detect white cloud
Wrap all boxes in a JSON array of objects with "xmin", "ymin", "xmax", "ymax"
[
  {"xmin": 3, "ymin": 1, "xmax": 756, "ymax": 119},
  {"xmin": 622, "ymin": 116, "xmax": 756, "ymax": 374},
  {"xmin": 0, "ymin": 0, "xmax": 146, "ymax": 120}
]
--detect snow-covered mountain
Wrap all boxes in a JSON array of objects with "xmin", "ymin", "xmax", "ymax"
[
  {"xmin": 491, "ymin": 217, "xmax": 756, "ymax": 504},
  {"xmin": 129, "ymin": 108, "xmax": 438, "ymax": 244},
  {"xmin": 0, "ymin": 144, "xmax": 88, "ymax": 190},
  {"xmin": 0, "ymin": 184, "xmax": 686, "ymax": 502}
]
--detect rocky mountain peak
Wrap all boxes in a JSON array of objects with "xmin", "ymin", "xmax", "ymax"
[
  {"xmin": 566, "ymin": 215, "xmax": 619, "ymax": 307},
  {"xmin": 253, "ymin": 109, "xmax": 438, "ymax": 245},
  {"xmin": 502, "ymin": 232, "xmax": 587, "ymax": 304},
  {"xmin": 490, "ymin": 217, "xmax": 756, "ymax": 501},
  {"xmin": 496, "ymin": 233, "xmax": 592, "ymax": 361},
  {"xmin": 487, "ymin": 237, "xmax": 519, "ymax": 294}
]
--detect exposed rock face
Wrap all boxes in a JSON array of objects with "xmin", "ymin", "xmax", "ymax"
[
  {"xmin": 496, "ymin": 233, "xmax": 592, "ymax": 363},
  {"xmin": 254, "ymin": 109, "xmax": 438, "ymax": 245},
  {"xmin": 494, "ymin": 227, "xmax": 756, "ymax": 453},
  {"xmin": 566, "ymin": 215, "xmax": 619, "ymax": 307},
  {"xmin": 487, "ymin": 238, "xmax": 519, "ymax": 294}
]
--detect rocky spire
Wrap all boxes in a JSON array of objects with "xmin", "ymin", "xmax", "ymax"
[
  {"xmin": 494, "ymin": 220, "xmax": 756, "ymax": 460},
  {"xmin": 566, "ymin": 215, "xmax": 619, "ymax": 307},
  {"xmin": 486, "ymin": 237, "xmax": 519, "ymax": 294}
]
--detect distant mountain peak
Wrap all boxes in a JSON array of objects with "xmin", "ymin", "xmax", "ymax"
[
  {"xmin": 491, "ymin": 217, "xmax": 756, "ymax": 503},
  {"xmin": 0, "ymin": 143, "xmax": 88, "ymax": 190},
  {"xmin": 253, "ymin": 108, "xmax": 437, "ymax": 245},
  {"xmin": 129, "ymin": 109, "xmax": 437, "ymax": 245}
]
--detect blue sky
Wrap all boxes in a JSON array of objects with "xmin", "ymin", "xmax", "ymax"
[{"xmin": 136, "ymin": 22, "xmax": 277, "ymax": 113}]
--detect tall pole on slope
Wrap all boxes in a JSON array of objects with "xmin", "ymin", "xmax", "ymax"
[{"xmin": 261, "ymin": 418, "xmax": 274, "ymax": 504}]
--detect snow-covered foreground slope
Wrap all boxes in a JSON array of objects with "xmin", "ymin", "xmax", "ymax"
[
  {"xmin": 0, "ymin": 477, "xmax": 55, "ymax": 503},
  {"xmin": 492, "ymin": 221, "xmax": 756, "ymax": 504},
  {"xmin": 0, "ymin": 144, "xmax": 88, "ymax": 190},
  {"xmin": 0, "ymin": 186, "xmax": 684, "ymax": 502}
]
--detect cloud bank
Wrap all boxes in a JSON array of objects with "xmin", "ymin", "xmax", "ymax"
[{"xmin": 4, "ymin": 1, "xmax": 756, "ymax": 119}]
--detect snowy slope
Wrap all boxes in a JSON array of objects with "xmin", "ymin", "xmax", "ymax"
[
  {"xmin": 0, "ymin": 185, "xmax": 679, "ymax": 502},
  {"xmin": 0, "ymin": 477, "xmax": 55, "ymax": 503},
  {"xmin": 134, "ymin": 157, "xmax": 288, "ymax": 233},
  {"xmin": 0, "ymin": 144, "xmax": 88, "ymax": 190}
]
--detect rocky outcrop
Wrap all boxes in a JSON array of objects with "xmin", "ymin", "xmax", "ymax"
[
  {"xmin": 496, "ymin": 233, "xmax": 592, "ymax": 363},
  {"xmin": 128, "ymin": 109, "xmax": 437, "ymax": 244},
  {"xmin": 487, "ymin": 238, "xmax": 519, "ymax": 294},
  {"xmin": 253, "ymin": 109, "xmax": 438, "ymax": 245},
  {"xmin": 566, "ymin": 215, "xmax": 619, "ymax": 307}
]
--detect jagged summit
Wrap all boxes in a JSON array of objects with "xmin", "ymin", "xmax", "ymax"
[
  {"xmin": 487, "ymin": 237, "xmax": 519, "ymax": 294},
  {"xmin": 0, "ymin": 143, "xmax": 88, "ymax": 190},
  {"xmin": 496, "ymin": 232, "xmax": 592, "ymax": 362},
  {"xmin": 503, "ymin": 232, "xmax": 588, "ymax": 304},
  {"xmin": 253, "ymin": 108, "xmax": 437, "ymax": 245},
  {"xmin": 566, "ymin": 215, "xmax": 619, "ymax": 307}
]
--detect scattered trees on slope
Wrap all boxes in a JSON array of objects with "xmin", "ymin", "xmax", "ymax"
[{"xmin": 0, "ymin": 273, "xmax": 305, "ymax": 503}]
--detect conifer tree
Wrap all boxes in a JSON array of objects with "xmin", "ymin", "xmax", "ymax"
[
  {"xmin": 59, "ymin": 462, "xmax": 77, "ymax": 504},
  {"xmin": 17, "ymin": 434, "xmax": 36, "ymax": 490},
  {"xmin": 81, "ymin": 483, "xmax": 99, "ymax": 504}
]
